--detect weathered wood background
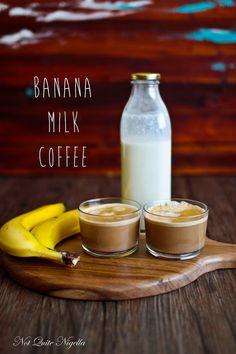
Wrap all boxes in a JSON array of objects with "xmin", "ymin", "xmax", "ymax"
[{"xmin": 0, "ymin": 0, "xmax": 236, "ymax": 175}]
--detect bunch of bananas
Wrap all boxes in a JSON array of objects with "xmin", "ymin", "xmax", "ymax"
[{"xmin": 0, "ymin": 203, "xmax": 80, "ymax": 267}]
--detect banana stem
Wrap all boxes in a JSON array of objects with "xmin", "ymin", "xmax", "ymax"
[{"xmin": 61, "ymin": 252, "xmax": 80, "ymax": 267}]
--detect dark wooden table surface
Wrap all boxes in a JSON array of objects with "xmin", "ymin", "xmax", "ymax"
[{"xmin": 0, "ymin": 176, "xmax": 235, "ymax": 354}]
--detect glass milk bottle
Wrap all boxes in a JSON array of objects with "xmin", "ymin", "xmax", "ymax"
[{"xmin": 120, "ymin": 73, "xmax": 171, "ymax": 214}]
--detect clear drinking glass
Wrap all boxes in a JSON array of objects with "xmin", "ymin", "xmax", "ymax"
[
  {"xmin": 79, "ymin": 198, "xmax": 141, "ymax": 257},
  {"xmin": 144, "ymin": 198, "xmax": 209, "ymax": 260}
]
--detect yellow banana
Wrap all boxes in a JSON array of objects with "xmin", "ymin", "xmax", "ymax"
[
  {"xmin": 0, "ymin": 204, "xmax": 80, "ymax": 267},
  {"xmin": 32, "ymin": 209, "xmax": 80, "ymax": 249}
]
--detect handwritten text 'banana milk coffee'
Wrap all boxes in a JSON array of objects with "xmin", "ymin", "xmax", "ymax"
[{"xmin": 33, "ymin": 76, "xmax": 92, "ymax": 168}]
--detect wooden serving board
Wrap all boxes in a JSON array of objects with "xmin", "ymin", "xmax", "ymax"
[{"xmin": 3, "ymin": 235, "xmax": 236, "ymax": 300}]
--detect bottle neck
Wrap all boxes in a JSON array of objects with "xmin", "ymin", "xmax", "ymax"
[{"xmin": 131, "ymin": 81, "xmax": 160, "ymax": 99}]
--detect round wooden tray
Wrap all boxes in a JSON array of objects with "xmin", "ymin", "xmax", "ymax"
[{"xmin": 3, "ymin": 234, "xmax": 236, "ymax": 300}]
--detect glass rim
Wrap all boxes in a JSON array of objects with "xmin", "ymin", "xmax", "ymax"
[
  {"xmin": 143, "ymin": 198, "xmax": 209, "ymax": 219},
  {"xmin": 79, "ymin": 197, "xmax": 142, "ymax": 218}
]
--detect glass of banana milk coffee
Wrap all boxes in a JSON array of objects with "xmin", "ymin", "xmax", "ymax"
[
  {"xmin": 79, "ymin": 198, "xmax": 141, "ymax": 257},
  {"xmin": 144, "ymin": 199, "xmax": 209, "ymax": 260}
]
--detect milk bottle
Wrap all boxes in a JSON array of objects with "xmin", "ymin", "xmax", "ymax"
[{"xmin": 120, "ymin": 73, "xmax": 171, "ymax": 225}]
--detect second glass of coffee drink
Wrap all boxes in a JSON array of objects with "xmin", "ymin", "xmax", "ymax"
[
  {"xmin": 144, "ymin": 199, "xmax": 209, "ymax": 260},
  {"xmin": 79, "ymin": 198, "xmax": 141, "ymax": 257}
]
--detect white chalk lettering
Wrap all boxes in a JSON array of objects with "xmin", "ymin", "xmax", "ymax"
[
  {"xmin": 38, "ymin": 146, "xmax": 87, "ymax": 168},
  {"xmin": 82, "ymin": 146, "xmax": 87, "ymax": 167},
  {"xmin": 48, "ymin": 111, "xmax": 79, "ymax": 133},
  {"xmin": 33, "ymin": 77, "xmax": 92, "ymax": 99}
]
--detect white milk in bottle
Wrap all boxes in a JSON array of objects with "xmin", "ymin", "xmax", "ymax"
[{"xmin": 120, "ymin": 73, "xmax": 171, "ymax": 228}]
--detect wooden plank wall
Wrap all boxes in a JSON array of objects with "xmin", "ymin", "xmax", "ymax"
[{"xmin": 0, "ymin": 0, "xmax": 236, "ymax": 176}]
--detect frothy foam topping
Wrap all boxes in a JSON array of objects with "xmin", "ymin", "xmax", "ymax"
[
  {"xmin": 84, "ymin": 203, "xmax": 137, "ymax": 216},
  {"xmin": 80, "ymin": 203, "xmax": 140, "ymax": 225},
  {"xmin": 147, "ymin": 201, "xmax": 205, "ymax": 219}
]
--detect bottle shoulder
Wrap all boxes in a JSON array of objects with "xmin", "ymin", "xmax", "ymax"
[{"xmin": 120, "ymin": 84, "xmax": 171, "ymax": 140}]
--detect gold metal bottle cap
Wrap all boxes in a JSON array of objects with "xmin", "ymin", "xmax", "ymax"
[{"xmin": 131, "ymin": 73, "xmax": 161, "ymax": 81}]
